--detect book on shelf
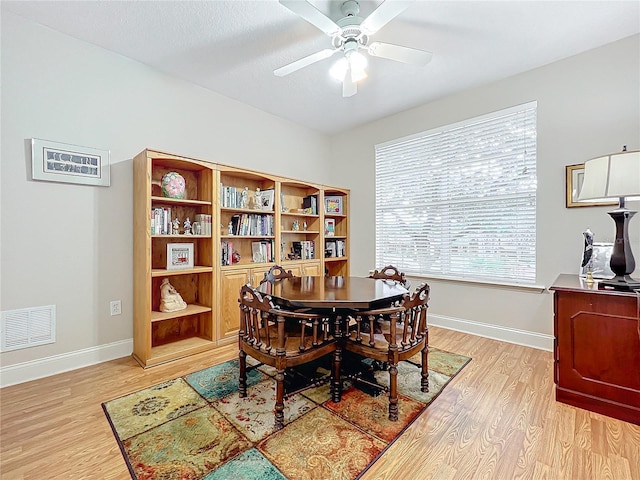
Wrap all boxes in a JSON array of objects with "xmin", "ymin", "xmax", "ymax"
[
  {"xmin": 302, "ymin": 195, "xmax": 318, "ymax": 215},
  {"xmin": 292, "ymin": 240, "xmax": 315, "ymax": 260},
  {"xmin": 229, "ymin": 213, "xmax": 274, "ymax": 236},
  {"xmin": 151, "ymin": 207, "xmax": 172, "ymax": 235},
  {"xmin": 252, "ymin": 240, "xmax": 275, "ymax": 263},
  {"xmin": 325, "ymin": 239, "xmax": 345, "ymax": 258},
  {"xmin": 194, "ymin": 214, "xmax": 212, "ymax": 235},
  {"xmin": 221, "ymin": 240, "xmax": 233, "ymax": 266}
]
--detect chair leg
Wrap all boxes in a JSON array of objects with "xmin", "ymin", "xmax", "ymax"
[
  {"xmin": 331, "ymin": 344, "xmax": 342, "ymax": 403},
  {"xmin": 388, "ymin": 363, "xmax": 399, "ymax": 421},
  {"xmin": 239, "ymin": 349, "xmax": 247, "ymax": 398},
  {"xmin": 420, "ymin": 344, "xmax": 429, "ymax": 392},
  {"xmin": 274, "ymin": 369, "xmax": 285, "ymax": 430}
]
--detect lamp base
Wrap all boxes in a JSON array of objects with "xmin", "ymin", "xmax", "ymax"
[{"xmin": 598, "ymin": 275, "xmax": 640, "ymax": 291}]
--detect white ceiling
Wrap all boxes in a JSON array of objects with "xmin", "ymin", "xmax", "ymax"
[{"xmin": 4, "ymin": 1, "xmax": 640, "ymax": 135}]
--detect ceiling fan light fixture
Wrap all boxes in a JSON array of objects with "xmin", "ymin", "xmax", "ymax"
[{"xmin": 330, "ymin": 57, "xmax": 349, "ymax": 81}]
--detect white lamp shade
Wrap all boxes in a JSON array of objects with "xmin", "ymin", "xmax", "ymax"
[{"xmin": 578, "ymin": 150, "xmax": 640, "ymax": 201}]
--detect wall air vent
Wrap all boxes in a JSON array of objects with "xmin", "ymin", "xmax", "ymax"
[{"xmin": 1, "ymin": 305, "xmax": 56, "ymax": 352}]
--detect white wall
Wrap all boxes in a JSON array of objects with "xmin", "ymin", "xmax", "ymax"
[
  {"xmin": 2, "ymin": 10, "xmax": 638, "ymax": 384},
  {"xmin": 329, "ymin": 34, "xmax": 640, "ymax": 348},
  {"xmin": 0, "ymin": 12, "xmax": 331, "ymax": 379}
]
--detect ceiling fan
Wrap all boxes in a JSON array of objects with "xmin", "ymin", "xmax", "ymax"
[{"xmin": 275, "ymin": 0, "xmax": 433, "ymax": 97}]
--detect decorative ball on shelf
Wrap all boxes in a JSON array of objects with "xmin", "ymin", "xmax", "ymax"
[{"xmin": 161, "ymin": 171, "xmax": 186, "ymax": 199}]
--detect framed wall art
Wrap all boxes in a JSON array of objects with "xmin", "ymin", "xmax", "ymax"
[
  {"xmin": 167, "ymin": 243, "xmax": 194, "ymax": 270},
  {"xmin": 31, "ymin": 138, "xmax": 110, "ymax": 187},
  {"xmin": 565, "ymin": 164, "xmax": 616, "ymax": 208},
  {"xmin": 324, "ymin": 195, "xmax": 343, "ymax": 214}
]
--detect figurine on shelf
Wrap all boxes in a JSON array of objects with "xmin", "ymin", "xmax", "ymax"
[
  {"xmin": 228, "ymin": 221, "xmax": 234, "ymax": 235},
  {"xmin": 172, "ymin": 218, "xmax": 180, "ymax": 235},
  {"xmin": 183, "ymin": 217, "xmax": 192, "ymax": 235},
  {"xmin": 159, "ymin": 278, "xmax": 187, "ymax": 312},
  {"xmin": 292, "ymin": 220, "xmax": 299, "ymax": 231},
  {"xmin": 254, "ymin": 188, "xmax": 262, "ymax": 210},
  {"xmin": 303, "ymin": 221, "xmax": 307, "ymax": 231},
  {"xmin": 240, "ymin": 187, "xmax": 249, "ymax": 209}
]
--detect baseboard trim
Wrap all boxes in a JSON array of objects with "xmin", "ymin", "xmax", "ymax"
[
  {"xmin": 430, "ymin": 314, "xmax": 554, "ymax": 351},
  {"xmin": 0, "ymin": 339, "xmax": 133, "ymax": 388},
  {"xmin": 0, "ymin": 317, "xmax": 553, "ymax": 387}
]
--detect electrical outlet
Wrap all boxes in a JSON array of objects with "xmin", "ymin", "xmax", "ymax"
[{"xmin": 110, "ymin": 300, "xmax": 122, "ymax": 316}]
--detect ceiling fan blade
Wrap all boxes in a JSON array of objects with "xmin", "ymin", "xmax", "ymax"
[
  {"xmin": 274, "ymin": 48, "xmax": 339, "ymax": 77},
  {"xmin": 343, "ymin": 70, "xmax": 357, "ymax": 97},
  {"xmin": 368, "ymin": 42, "xmax": 433, "ymax": 66},
  {"xmin": 360, "ymin": 0, "xmax": 415, "ymax": 35},
  {"xmin": 279, "ymin": 0, "xmax": 341, "ymax": 36}
]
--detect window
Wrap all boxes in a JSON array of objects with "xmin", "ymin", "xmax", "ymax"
[{"xmin": 375, "ymin": 102, "xmax": 537, "ymax": 285}]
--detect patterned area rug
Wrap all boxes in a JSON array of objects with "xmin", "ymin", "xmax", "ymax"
[{"xmin": 102, "ymin": 347, "xmax": 470, "ymax": 480}]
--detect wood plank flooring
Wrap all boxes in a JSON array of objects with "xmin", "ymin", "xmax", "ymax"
[{"xmin": 1, "ymin": 328, "xmax": 639, "ymax": 479}]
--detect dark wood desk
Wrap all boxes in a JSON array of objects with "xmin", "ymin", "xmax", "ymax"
[
  {"xmin": 550, "ymin": 274, "xmax": 640, "ymax": 425},
  {"xmin": 256, "ymin": 275, "xmax": 409, "ymax": 311}
]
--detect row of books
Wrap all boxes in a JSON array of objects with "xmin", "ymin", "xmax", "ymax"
[
  {"xmin": 229, "ymin": 213, "xmax": 274, "ymax": 237},
  {"xmin": 325, "ymin": 239, "xmax": 346, "ymax": 257},
  {"xmin": 292, "ymin": 241, "xmax": 315, "ymax": 260},
  {"xmin": 194, "ymin": 214, "xmax": 212, "ymax": 236},
  {"xmin": 220, "ymin": 241, "xmax": 236, "ymax": 266},
  {"xmin": 151, "ymin": 207, "xmax": 173, "ymax": 235}
]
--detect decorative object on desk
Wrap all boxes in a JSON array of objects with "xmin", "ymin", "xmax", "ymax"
[
  {"xmin": 566, "ymin": 164, "xmax": 617, "ymax": 208},
  {"xmin": 171, "ymin": 218, "xmax": 180, "ymax": 235},
  {"xmin": 102, "ymin": 349, "xmax": 470, "ymax": 480},
  {"xmin": 581, "ymin": 228, "xmax": 593, "ymax": 276},
  {"xmin": 325, "ymin": 218, "xmax": 335, "ymax": 236},
  {"xmin": 31, "ymin": 138, "xmax": 110, "ymax": 187},
  {"xmin": 578, "ymin": 147, "xmax": 640, "ymax": 290},
  {"xmin": 260, "ymin": 188, "xmax": 275, "ymax": 211},
  {"xmin": 324, "ymin": 195, "xmax": 343, "ymax": 214},
  {"xmin": 158, "ymin": 278, "xmax": 187, "ymax": 313},
  {"xmin": 240, "ymin": 186, "xmax": 249, "ymax": 209},
  {"xmin": 579, "ymin": 242, "xmax": 614, "ymax": 279},
  {"xmin": 183, "ymin": 217, "xmax": 192, "ymax": 235},
  {"xmin": 253, "ymin": 187, "xmax": 262, "ymax": 210},
  {"xmin": 161, "ymin": 171, "xmax": 186, "ymax": 199},
  {"xmin": 167, "ymin": 243, "xmax": 194, "ymax": 270}
]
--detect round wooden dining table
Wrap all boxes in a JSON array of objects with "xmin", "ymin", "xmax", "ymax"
[
  {"xmin": 256, "ymin": 275, "xmax": 409, "ymax": 311},
  {"xmin": 256, "ymin": 275, "xmax": 410, "ymax": 403}
]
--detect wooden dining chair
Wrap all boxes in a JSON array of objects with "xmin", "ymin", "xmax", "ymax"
[
  {"xmin": 259, "ymin": 264, "xmax": 295, "ymax": 285},
  {"xmin": 238, "ymin": 284, "xmax": 339, "ymax": 430},
  {"xmin": 369, "ymin": 265, "xmax": 410, "ymax": 289},
  {"xmin": 345, "ymin": 282, "xmax": 430, "ymax": 421}
]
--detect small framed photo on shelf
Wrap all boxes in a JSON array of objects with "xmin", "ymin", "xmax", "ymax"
[
  {"xmin": 167, "ymin": 243, "xmax": 194, "ymax": 270},
  {"xmin": 261, "ymin": 188, "xmax": 275, "ymax": 211},
  {"xmin": 324, "ymin": 218, "xmax": 335, "ymax": 236},
  {"xmin": 324, "ymin": 195, "xmax": 343, "ymax": 214}
]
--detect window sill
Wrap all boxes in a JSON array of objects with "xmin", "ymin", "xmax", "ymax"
[{"xmin": 406, "ymin": 274, "xmax": 546, "ymax": 293}]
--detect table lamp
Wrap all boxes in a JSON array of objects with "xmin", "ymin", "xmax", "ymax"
[{"xmin": 578, "ymin": 147, "xmax": 640, "ymax": 290}]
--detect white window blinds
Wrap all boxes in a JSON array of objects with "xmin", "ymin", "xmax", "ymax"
[{"xmin": 375, "ymin": 102, "xmax": 537, "ymax": 285}]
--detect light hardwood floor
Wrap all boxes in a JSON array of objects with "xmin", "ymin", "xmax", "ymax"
[{"xmin": 1, "ymin": 327, "xmax": 639, "ymax": 479}]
